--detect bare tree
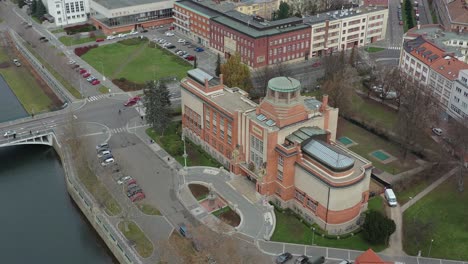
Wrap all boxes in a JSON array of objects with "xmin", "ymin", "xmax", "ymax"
[
  {"xmin": 322, "ymin": 68, "xmax": 354, "ymax": 115},
  {"xmin": 376, "ymin": 66, "xmax": 399, "ymax": 102},
  {"xmin": 448, "ymin": 119, "xmax": 468, "ymax": 192},
  {"xmin": 251, "ymin": 63, "xmax": 292, "ymax": 99}
]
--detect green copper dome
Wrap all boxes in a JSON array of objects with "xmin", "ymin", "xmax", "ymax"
[{"xmin": 267, "ymin": 77, "xmax": 301, "ymax": 93}]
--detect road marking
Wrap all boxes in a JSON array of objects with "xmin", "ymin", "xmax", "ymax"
[
  {"xmin": 242, "ymin": 194, "xmax": 254, "ymax": 204},
  {"xmin": 73, "ymin": 115, "xmax": 77, "ymax": 119}
]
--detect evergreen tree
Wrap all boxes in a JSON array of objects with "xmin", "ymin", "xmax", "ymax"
[
  {"xmin": 276, "ymin": 2, "xmax": 291, "ymax": 20},
  {"xmin": 18, "ymin": 0, "xmax": 26, "ymax": 8},
  {"xmin": 34, "ymin": 0, "xmax": 47, "ymax": 19},
  {"xmin": 362, "ymin": 210, "xmax": 396, "ymax": 245},
  {"xmin": 193, "ymin": 56, "xmax": 197, "ymax": 69},
  {"xmin": 220, "ymin": 53, "xmax": 252, "ymax": 92},
  {"xmin": 30, "ymin": 0, "xmax": 37, "ymax": 16},
  {"xmin": 215, "ymin": 53, "xmax": 221, "ymax": 77},
  {"xmin": 144, "ymin": 80, "xmax": 172, "ymax": 135}
]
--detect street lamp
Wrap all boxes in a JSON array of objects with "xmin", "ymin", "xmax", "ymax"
[
  {"xmin": 428, "ymin": 239, "xmax": 434, "ymax": 257},
  {"xmin": 99, "ymin": 61, "xmax": 106, "ymax": 81},
  {"xmin": 181, "ymin": 130, "xmax": 188, "ymax": 168},
  {"xmin": 312, "ymin": 227, "xmax": 316, "ymax": 245}
]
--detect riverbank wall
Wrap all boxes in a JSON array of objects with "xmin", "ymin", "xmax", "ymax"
[{"xmin": 52, "ymin": 140, "xmax": 142, "ymax": 264}]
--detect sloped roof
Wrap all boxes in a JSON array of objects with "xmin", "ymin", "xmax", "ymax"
[
  {"xmin": 302, "ymin": 140, "xmax": 355, "ymax": 172},
  {"xmin": 355, "ymin": 249, "xmax": 391, "ymax": 264},
  {"xmin": 430, "ymin": 56, "xmax": 468, "ymax": 81}
]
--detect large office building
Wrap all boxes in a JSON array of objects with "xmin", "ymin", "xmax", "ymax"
[
  {"xmin": 173, "ymin": 0, "xmax": 388, "ymax": 68},
  {"xmin": 42, "ymin": 0, "xmax": 90, "ymax": 26},
  {"xmin": 181, "ymin": 69, "xmax": 372, "ymax": 233},
  {"xmin": 451, "ymin": 69, "xmax": 468, "ymax": 120},
  {"xmin": 89, "ymin": 0, "xmax": 174, "ymax": 35},
  {"xmin": 234, "ymin": 0, "xmax": 279, "ymax": 20},
  {"xmin": 433, "ymin": 0, "xmax": 468, "ymax": 34},
  {"xmin": 399, "ymin": 25, "xmax": 468, "ymax": 120}
]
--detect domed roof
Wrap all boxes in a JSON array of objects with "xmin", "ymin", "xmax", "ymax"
[{"xmin": 267, "ymin": 77, "xmax": 301, "ymax": 93}]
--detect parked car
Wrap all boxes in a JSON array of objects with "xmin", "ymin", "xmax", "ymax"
[
  {"xmin": 71, "ymin": 64, "xmax": 80, "ymax": 69},
  {"xmin": 117, "ymin": 176, "xmax": 132, "ymax": 185},
  {"xmin": 194, "ymin": 47, "xmax": 204, "ymax": 52},
  {"xmin": 101, "ymin": 157, "xmax": 115, "ymax": 166},
  {"xmin": 67, "ymin": 60, "xmax": 76, "ymax": 65},
  {"xmin": 166, "ymin": 44, "xmax": 176, "ymax": 49},
  {"xmin": 130, "ymin": 31, "xmax": 139, "ymax": 35},
  {"xmin": 186, "ymin": 55, "xmax": 195, "ymax": 61},
  {"xmin": 124, "ymin": 99, "xmax": 138, "ymax": 107},
  {"xmin": 127, "ymin": 188, "xmax": 143, "ymax": 197},
  {"xmin": 95, "ymin": 38, "xmax": 105, "ymax": 42},
  {"xmin": 141, "ymin": 29, "xmax": 148, "ymax": 33},
  {"xmin": 82, "ymin": 72, "xmax": 91, "ymax": 78},
  {"xmin": 96, "ymin": 142, "xmax": 109, "ymax": 150},
  {"xmin": 13, "ymin": 59, "xmax": 21, "ymax": 67},
  {"xmin": 276, "ymin": 252, "xmax": 292, "ymax": 264},
  {"xmin": 91, "ymin": 79, "xmax": 101, "ymax": 85},
  {"xmin": 130, "ymin": 192, "xmax": 145, "ymax": 202},
  {"xmin": 3, "ymin": 130, "xmax": 16, "ymax": 138},
  {"xmin": 177, "ymin": 38, "xmax": 185, "ymax": 43},
  {"xmin": 165, "ymin": 32, "xmax": 174, "ymax": 36},
  {"xmin": 127, "ymin": 179, "xmax": 137, "ymax": 185},
  {"xmin": 100, "ymin": 153, "xmax": 114, "ymax": 161},
  {"xmin": 97, "ymin": 150, "xmax": 111, "ymax": 158},
  {"xmin": 87, "ymin": 76, "xmax": 97, "ymax": 82},
  {"xmin": 312, "ymin": 61, "xmax": 322, "ymax": 67},
  {"xmin": 432, "ymin": 127, "xmax": 443, "ymax": 136},
  {"xmin": 106, "ymin": 35, "xmax": 115, "ymax": 40},
  {"xmin": 174, "ymin": 49, "xmax": 181, "ymax": 54},
  {"xmin": 79, "ymin": 68, "xmax": 87, "ymax": 74},
  {"xmin": 295, "ymin": 255, "xmax": 309, "ymax": 264}
]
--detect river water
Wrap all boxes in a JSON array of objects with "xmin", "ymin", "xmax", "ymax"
[{"xmin": 0, "ymin": 83, "xmax": 114, "ymax": 263}]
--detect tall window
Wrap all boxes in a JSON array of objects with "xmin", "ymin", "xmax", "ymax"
[
  {"xmin": 307, "ymin": 198, "xmax": 317, "ymax": 212},
  {"xmin": 250, "ymin": 135, "xmax": 263, "ymax": 168},
  {"xmin": 277, "ymin": 170, "xmax": 283, "ymax": 181},
  {"xmin": 278, "ymin": 155, "xmax": 283, "ymax": 166},
  {"xmin": 295, "ymin": 190, "xmax": 305, "ymax": 202}
]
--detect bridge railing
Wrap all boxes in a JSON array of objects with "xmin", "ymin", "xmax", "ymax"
[{"xmin": 0, "ymin": 129, "xmax": 55, "ymax": 145}]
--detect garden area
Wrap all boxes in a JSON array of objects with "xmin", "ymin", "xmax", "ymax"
[
  {"xmin": 146, "ymin": 122, "xmax": 222, "ymax": 168},
  {"xmin": 81, "ymin": 38, "xmax": 192, "ymax": 90},
  {"xmin": 118, "ymin": 221, "xmax": 154, "ymax": 258},
  {"xmin": 136, "ymin": 202, "xmax": 161, "ymax": 215},
  {"xmin": 367, "ymin": 196, "xmax": 385, "ymax": 215},
  {"xmin": 189, "ymin": 183, "xmax": 210, "ymax": 201},
  {"xmin": 403, "ymin": 177, "xmax": 468, "ymax": 260},
  {"xmin": 212, "ymin": 206, "xmax": 241, "ymax": 227},
  {"xmin": 271, "ymin": 208, "xmax": 387, "ymax": 252},
  {"xmin": 59, "ymin": 34, "xmax": 105, "ymax": 46}
]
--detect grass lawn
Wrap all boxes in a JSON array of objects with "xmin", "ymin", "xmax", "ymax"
[
  {"xmin": 23, "ymin": 42, "xmax": 82, "ymax": 99},
  {"xmin": 0, "ymin": 49, "xmax": 53, "ymax": 113},
  {"xmin": 337, "ymin": 118, "xmax": 418, "ymax": 174},
  {"xmin": 51, "ymin": 28, "xmax": 65, "ymax": 34},
  {"xmin": 118, "ymin": 221, "xmax": 154, "ymax": 258},
  {"xmin": 367, "ymin": 196, "xmax": 385, "ymax": 215},
  {"xmin": 212, "ymin": 206, "xmax": 231, "ymax": 217},
  {"xmin": 82, "ymin": 42, "xmax": 192, "ymax": 84},
  {"xmin": 146, "ymin": 122, "xmax": 223, "ymax": 168},
  {"xmin": 365, "ymin": 47, "xmax": 385, "ymax": 53},
  {"xmin": 271, "ymin": 209, "xmax": 387, "ymax": 252},
  {"xmin": 97, "ymin": 86, "xmax": 109, "ymax": 94},
  {"xmin": 136, "ymin": 202, "xmax": 161, "ymax": 215},
  {"xmin": 403, "ymin": 177, "xmax": 468, "ymax": 260},
  {"xmin": 77, "ymin": 165, "xmax": 121, "ymax": 216},
  {"xmin": 59, "ymin": 35, "xmax": 105, "ymax": 46},
  {"xmin": 351, "ymin": 94, "xmax": 398, "ymax": 131}
]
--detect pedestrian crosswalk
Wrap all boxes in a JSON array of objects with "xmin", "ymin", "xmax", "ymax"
[
  {"xmin": 87, "ymin": 95, "xmax": 108, "ymax": 102},
  {"xmin": 387, "ymin": 46, "xmax": 401, "ymax": 50},
  {"xmin": 110, "ymin": 127, "xmax": 127, "ymax": 134}
]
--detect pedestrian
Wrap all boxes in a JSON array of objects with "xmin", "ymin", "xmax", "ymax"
[
  {"xmin": 140, "ymin": 116, "xmax": 144, "ymax": 120},
  {"xmin": 118, "ymin": 109, "xmax": 121, "ymax": 115},
  {"xmin": 31, "ymin": 113, "xmax": 34, "ymax": 118},
  {"xmin": 29, "ymin": 130, "xmax": 32, "ymax": 135}
]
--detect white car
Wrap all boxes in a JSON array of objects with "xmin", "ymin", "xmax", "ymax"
[
  {"xmin": 130, "ymin": 31, "xmax": 138, "ymax": 35},
  {"xmin": 165, "ymin": 32, "xmax": 174, "ymax": 37},
  {"xmin": 177, "ymin": 38, "xmax": 185, "ymax": 43},
  {"xmin": 96, "ymin": 143, "xmax": 109, "ymax": 150},
  {"xmin": 3, "ymin": 130, "xmax": 16, "ymax": 138},
  {"xmin": 97, "ymin": 150, "xmax": 111, "ymax": 158},
  {"xmin": 117, "ymin": 176, "xmax": 132, "ymax": 185},
  {"xmin": 106, "ymin": 35, "xmax": 115, "ymax": 40},
  {"xmin": 67, "ymin": 60, "xmax": 76, "ymax": 65},
  {"xmin": 432, "ymin": 127, "xmax": 443, "ymax": 136},
  {"xmin": 163, "ymin": 42, "xmax": 172, "ymax": 47},
  {"xmin": 101, "ymin": 157, "xmax": 115, "ymax": 166}
]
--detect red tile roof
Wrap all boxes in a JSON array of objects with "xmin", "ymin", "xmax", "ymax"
[
  {"xmin": 446, "ymin": 0, "xmax": 468, "ymax": 24},
  {"xmin": 430, "ymin": 56, "xmax": 468, "ymax": 81},
  {"xmin": 408, "ymin": 40, "xmax": 445, "ymax": 66},
  {"xmin": 355, "ymin": 249, "xmax": 392, "ymax": 264}
]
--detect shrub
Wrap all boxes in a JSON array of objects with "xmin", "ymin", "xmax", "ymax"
[
  {"xmin": 112, "ymin": 78, "xmax": 145, "ymax": 91},
  {"xmin": 65, "ymin": 23, "xmax": 96, "ymax": 35},
  {"xmin": 118, "ymin": 37, "xmax": 148, "ymax": 46},
  {"xmin": 74, "ymin": 44, "xmax": 98, "ymax": 57},
  {"xmin": 362, "ymin": 210, "xmax": 396, "ymax": 244}
]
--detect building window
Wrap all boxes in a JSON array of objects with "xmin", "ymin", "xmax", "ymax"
[
  {"xmin": 307, "ymin": 198, "xmax": 317, "ymax": 212},
  {"xmin": 295, "ymin": 190, "xmax": 305, "ymax": 202},
  {"xmin": 227, "ymin": 135, "xmax": 232, "ymax": 144},
  {"xmin": 278, "ymin": 155, "xmax": 283, "ymax": 166},
  {"xmin": 277, "ymin": 170, "xmax": 283, "ymax": 181}
]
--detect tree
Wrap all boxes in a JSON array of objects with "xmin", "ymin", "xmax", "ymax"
[
  {"xmin": 251, "ymin": 62, "xmax": 292, "ymax": 99},
  {"xmin": 448, "ymin": 119, "xmax": 468, "ymax": 192},
  {"xmin": 275, "ymin": 1, "xmax": 291, "ymax": 20},
  {"xmin": 323, "ymin": 53, "xmax": 345, "ymax": 79},
  {"xmin": 362, "ymin": 210, "xmax": 396, "ymax": 245},
  {"xmin": 193, "ymin": 56, "xmax": 197, "ymax": 69},
  {"xmin": 215, "ymin": 53, "xmax": 221, "ymax": 77},
  {"xmin": 144, "ymin": 80, "xmax": 172, "ymax": 135},
  {"xmin": 34, "ymin": 0, "xmax": 47, "ymax": 20},
  {"xmin": 18, "ymin": 0, "xmax": 26, "ymax": 8},
  {"xmin": 220, "ymin": 53, "xmax": 252, "ymax": 92},
  {"xmin": 322, "ymin": 70, "xmax": 353, "ymax": 115},
  {"xmin": 30, "ymin": 0, "xmax": 37, "ymax": 16},
  {"xmin": 349, "ymin": 46, "xmax": 356, "ymax": 67}
]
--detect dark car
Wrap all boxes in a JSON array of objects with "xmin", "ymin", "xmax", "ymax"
[
  {"xmin": 295, "ymin": 255, "xmax": 309, "ymax": 264},
  {"xmin": 276, "ymin": 252, "xmax": 292, "ymax": 264},
  {"xmin": 127, "ymin": 188, "xmax": 143, "ymax": 197},
  {"xmin": 141, "ymin": 29, "xmax": 148, "ymax": 33},
  {"xmin": 166, "ymin": 44, "xmax": 176, "ymax": 49}
]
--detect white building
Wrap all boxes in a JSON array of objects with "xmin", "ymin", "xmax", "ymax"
[
  {"xmin": 42, "ymin": 0, "xmax": 90, "ymax": 26},
  {"xmin": 449, "ymin": 69, "xmax": 468, "ymax": 120}
]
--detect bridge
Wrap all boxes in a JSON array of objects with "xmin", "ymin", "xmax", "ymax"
[{"xmin": 0, "ymin": 129, "xmax": 57, "ymax": 148}]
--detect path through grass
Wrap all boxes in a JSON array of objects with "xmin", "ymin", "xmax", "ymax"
[{"xmin": 118, "ymin": 221, "xmax": 154, "ymax": 258}]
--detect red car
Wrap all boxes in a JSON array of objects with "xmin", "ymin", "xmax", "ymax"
[
  {"xmin": 130, "ymin": 192, "xmax": 145, "ymax": 202},
  {"xmin": 79, "ymin": 68, "xmax": 87, "ymax": 74},
  {"xmin": 130, "ymin": 96, "xmax": 141, "ymax": 102},
  {"xmin": 91, "ymin": 79, "xmax": 100, "ymax": 85},
  {"xmin": 95, "ymin": 38, "xmax": 105, "ymax": 42},
  {"xmin": 82, "ymin": 72, "xmax": 91, "ymax": 78},
  {"xmin": 124, "ymin": 99, "xmax": 137, "ymax": 107},
  {"xmin": 312, "ymin": 62, "xmax": 322, "ymax": 67},
  {"xmin": 127, "ymin": 179, "xmax": 137, "ymax": 185},
  {"xmin": 186, "ymin": 55, "xmax": 195, "ymax": 61}
]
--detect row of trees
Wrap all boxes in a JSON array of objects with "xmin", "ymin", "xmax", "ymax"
[
  {"xmin": 272, "ymin": 0, "xmax": 352, "ymax": 20},
  {"xmin": 28, "ymin": 0, "xmax": 47, "ymax": 20}
]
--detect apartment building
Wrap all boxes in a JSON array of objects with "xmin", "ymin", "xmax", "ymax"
[
  {"xmin": 181, "ymin": 68, "xmax": 372, "ymax": 233},
  {"xmin": 450, "ymin": 69, "xmax": 468, "ymax": 119},
  {"xmin": 234, "ymin": 0, "xmax": 279, "ymax": 20},
  {"xmin": 304, "ymin": 7, "xmax": 388, "ymax": 56},
  {"xmin": 89, "ymin": 0, "xmax": 174, "ymax": 35},
  {"xmin": 433, "ymin": 0, "xmax": 468, "ymax": 33},
  {"xmin": 43, "ymin": 0, "xmax": 89, "ymax": 26}
]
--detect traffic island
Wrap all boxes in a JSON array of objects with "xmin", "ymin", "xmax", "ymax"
[
  {"xmin": 136, "ymin": 202, "xmax": 161, "ymax": 215},
  {"xmin": 118, "ymin": 221, "xmax": 154, "ymax": 258}
]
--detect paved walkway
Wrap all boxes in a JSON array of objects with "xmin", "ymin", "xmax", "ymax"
[{"xmin": 382, "ymin": 204, "xmax": 405, "ymax": 256}]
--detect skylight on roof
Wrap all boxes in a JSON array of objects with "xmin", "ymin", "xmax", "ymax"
[
  {"xmin": 265, "ymin": 119, "xmax": 276, "ymax": 127},
  {"xmin": 256, "ymin": 114, "xmax": 267, "ymax": 121}
]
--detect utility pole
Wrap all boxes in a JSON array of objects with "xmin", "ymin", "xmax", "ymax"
[
  {"xmin": 428, "ymin": 239, "xmax": 434, "ymax": 257},
  {"xmin": 182, "ymin": 130, "xmax": 187, "ymax": 168}
]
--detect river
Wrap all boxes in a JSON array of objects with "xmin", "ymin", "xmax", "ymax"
[{"xmin": 0, "ymin": 145, "xmax": 116, "ymax": 263}]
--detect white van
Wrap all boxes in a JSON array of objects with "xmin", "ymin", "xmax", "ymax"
[
  {"xmin": 384, "ymin": 189, "xmax": 398, "ymax": 207},
  {"xmin": 101, "ymin": 158, "xmax": 115, "ymax": 166}
]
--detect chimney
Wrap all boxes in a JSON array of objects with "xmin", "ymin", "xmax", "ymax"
[
  {"xmin": 417, "ymin": 23, "xmax": 421, "ymax": 30},
  {"xmin": 320, "ymin": 94, "xmax": 329, "ymax": 112},
  {"xmin": 220, "ymin": 73, "xmax": 224, "ymax": 86},
  {"xmin": 204, "ymin": 78, "xmax": 209, "ymax": 90},
  {"xmin": 326, "ymin": 131, "xmax": 331, "ymax": 144}
]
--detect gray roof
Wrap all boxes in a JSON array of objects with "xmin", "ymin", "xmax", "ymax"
[
  {"xmin": 268, "ymin": 77, "xmax": 301, "ymax": 92},
  {"xmin": 302, "ymin": 140, "xmax": 355, "ymax": 172},
  {"xmin": 286, "ymin": 126, "xmax": 327, "ymax": 144},
  {"xmin": 175, "ymin": 0, "xmax": 226, "ymax": 18},
  {"xmin": 93, "ymin": 0, "xmax": 168, "ymax": 9},
  {"xmin": 303, "ymin": 6, "xmax": 387, "ymax": 25},
  {"xmin": 188, "ymin": 68, "xmax": 214, "ymax": 83},
  {"xmin": 304, "ymin": 98, "xmax": 322, "ymax": 111}
]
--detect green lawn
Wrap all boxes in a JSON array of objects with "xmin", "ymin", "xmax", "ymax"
[
  {"xmin": 59, "ymin": 35, "xmax": 105, "ymax": 46},
  {"xmin": 365, "ymin": 47, "xmax": 385, "ymax": 53},
  {"xmin": 271, "ymin": 209, "xmax": 387, "ymax": 252},
  {"xmin": 337, "ymin": 118, "xmax": 418, "ymax": 174},
  {"xmin": 403, "ymin": 177, "xmax": 468, "ymax": 260},
  {"xmin": 118, "ymin": 221, "xmax": 154, "ymax": 258},
  {"xmin": 51, "ymin": 28, "xmax": 65, "ymax": 34},
  {"xmin": 351, "ymin": 94, "xmax": 398, "ymax": 131},
  {"xmin": 0, "ymin": 49, "xmax": 53, "ymax": 113},
  {"xmin": 136, "ymin": 202, "xmax": 161, "ymax": 215},
  {"xmin": 97, "ymin": 86, "xmax": 109, "ymax": 94},
  {"xmin": 82, "ymin": 42, "xmax": 191, "ymax": 84},
  {"xmin": 212, "ymin": 206, "xmax": 231, "ymax": 216},
  {"xmin": 368, "ymin": 196, "xmax": 385, "ymax": 215},
  {"xmin": 146, "ymin": 122, "xmax": 223, "ymax": 168},
  {"xmin": 23, "ymin": 42, "xmax": 82, "ymax": 99}
]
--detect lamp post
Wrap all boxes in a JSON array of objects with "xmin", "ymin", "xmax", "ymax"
[
  {"xmin": 428, "ymin": 239, "xmax": 434, "ymax": 257},
  {"xmin": 182, "ymin": 130, "xmax": 188, "ymax": 168},
  {"xmin": 312, "ymin": 227, "xmax": 316, "ymax": 245},
  {"xmin": 99, "ymin": 61, "xmax": 106, "ymax": 81}
]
